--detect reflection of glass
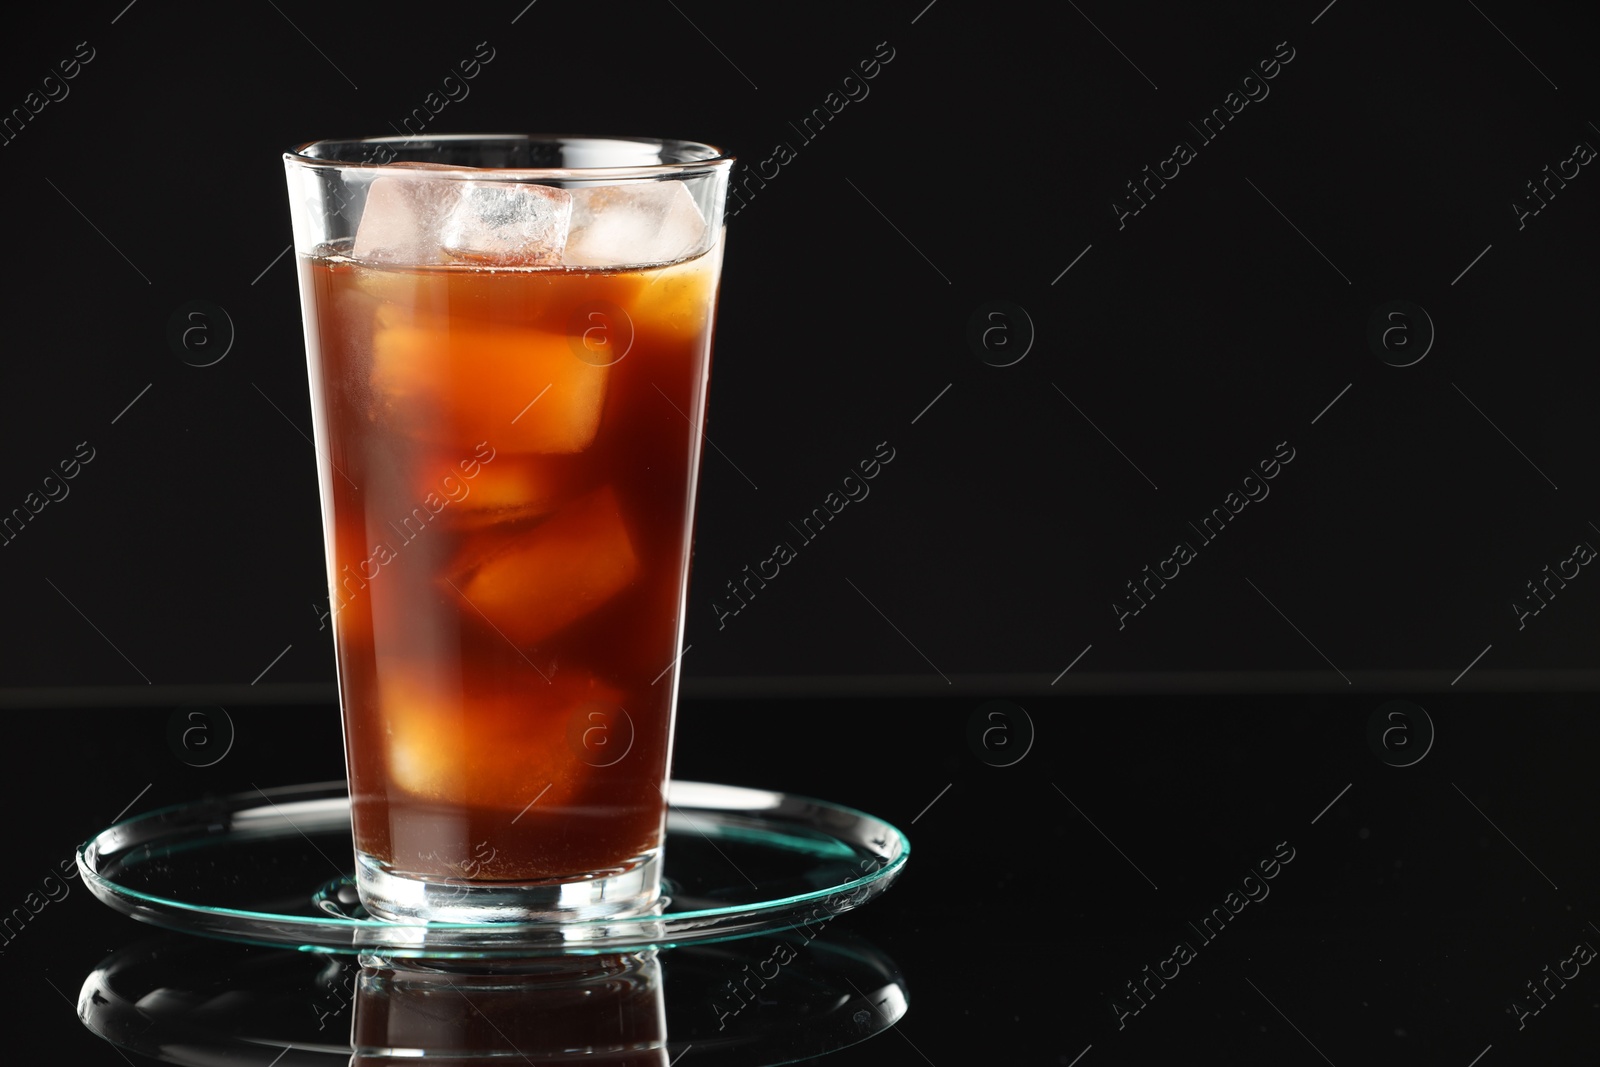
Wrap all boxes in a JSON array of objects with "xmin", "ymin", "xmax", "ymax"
[
  {"xmin": 353, "ymin": 954, "xmax": 667, "ymax": 1066},
  {"xmin": 76, "ymin": 930, "xmax": 908, "ymax": 1065},
  {"xmin": 282, "ymin": 136, "xmax": 733, "ymax": 924}
]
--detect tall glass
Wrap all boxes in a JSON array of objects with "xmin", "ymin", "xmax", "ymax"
[{"xmin": 283, "ymin": 136, "xmax": 731, "ymax": 923}]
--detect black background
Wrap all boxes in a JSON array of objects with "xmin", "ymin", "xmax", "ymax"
[{"xmin": 2, "ymin": 0, "xmax": 1597, "ymax": 1063}]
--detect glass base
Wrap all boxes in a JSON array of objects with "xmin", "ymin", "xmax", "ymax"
[{"xmin": 355, "ymin": 848, "xmax": 662, "ymax": 924}]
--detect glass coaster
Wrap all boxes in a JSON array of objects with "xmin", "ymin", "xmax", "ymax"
[{"xmin": 78, "ymin": 780, "xmax": 909, "ymax": 958}]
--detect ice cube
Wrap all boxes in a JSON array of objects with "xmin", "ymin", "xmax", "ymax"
[
  {"xmin": 450, "ymin": 485, "xmax": 639, "ymax": 647},
  {"xmin": 564, "ymin": 181, "xmax": 707, "ymax": 267},
  {"xmin": 415, "ymin": 453, "xmax": 576, "ymax": 530},
  {"xmin": 442, "ymin": 181, "xmax": 572, "ymax": 267},
  {"xmin": 382, "ymin": 665, "xmax": 624, "ymax": 810},
  {"xmin": 372, "ymin": 313, "xmax": 609, "ymax": 453},
  {"xmin": 351, "ymin": 174, "xmax": 456, "ymax": 263},
  {"xmin": 630, "ymin": 241, "xmax": 722, "ymax": 340}
]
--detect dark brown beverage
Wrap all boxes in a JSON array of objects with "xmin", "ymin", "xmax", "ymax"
[{"xmin": 298, "ymin": 245, "xmax": 718, "ymax": 891}]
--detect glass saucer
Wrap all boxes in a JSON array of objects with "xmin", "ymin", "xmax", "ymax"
[
  {"xmin": 78, "ymin": 780, "xmax": 908, "ymax": 958},
  {"xmin": 77, "ymin": 928, "xmax": 908, "ymax": 1065}
]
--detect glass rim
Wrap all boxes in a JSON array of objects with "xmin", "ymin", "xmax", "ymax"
[{"xmin": 284, "ymin": 133, "xmax": 734, "ymax": 181}]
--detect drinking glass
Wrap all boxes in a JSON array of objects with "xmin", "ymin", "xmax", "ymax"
[{"xmin": 282, "ymin": 135, "xmax": 731, "ymax": 923}]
